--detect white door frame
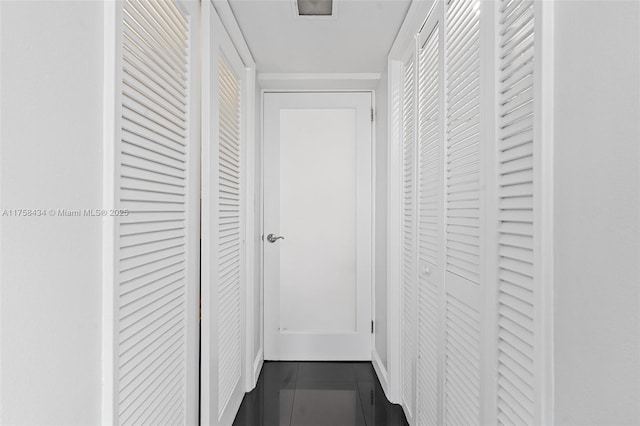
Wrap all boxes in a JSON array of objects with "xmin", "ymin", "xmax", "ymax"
[{"xmin": 261, "ymin": 90, "xmax": 375, "ymax": 361}]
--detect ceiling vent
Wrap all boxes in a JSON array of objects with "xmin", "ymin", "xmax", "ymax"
[{"xmin": 296, "ymin": 0, "xmax": 333, "ymax": 16}]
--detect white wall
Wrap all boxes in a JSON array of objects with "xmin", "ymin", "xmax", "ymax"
[
  {"xmin": 553, "ymin": 1, "xmax": 640, "ymax": 424},
  {"xmin": 374, "ymin": 74, "xmax": 389, "ymax": 370},
  {"xmin": 0, "ymin": 1, "xmax": 104, "ymax": 424}
]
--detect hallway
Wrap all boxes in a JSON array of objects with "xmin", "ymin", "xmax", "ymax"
[
  {"xmin": 232, "ymin": 362, "xmax": 408, "ymax": 426},
  {"xmin": 0, "ymin": 0, "xmax": 639, "ymax": 425}
]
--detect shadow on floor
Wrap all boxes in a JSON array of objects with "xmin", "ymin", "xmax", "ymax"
[{"xmin": 232, "ymin": 361, "xmax": 409, "ymax": 426}]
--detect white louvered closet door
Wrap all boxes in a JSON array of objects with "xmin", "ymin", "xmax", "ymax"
[
  {"xmin": 495, "ymin": 0, "xmax": 539, "ymax": 424},
  {"xmin": 114, "ymin": 0, "xmax": 199, "ymax": 424},
  {"xmin": 400, "ymin": 47, "xmax": 417, "ymax": 424},
  {"xmin": 443, "ymin": 0, "xmax": 483, "ymax": 424},
  {"xmin": 394, "ymin": 0, "xmax": 549, "ymax": 424},
  {"xmin": 217, "ymin": 53, "xmax": 243, "ymax": 421},
  {"xmin": 416, "ymin": 7, "xmax": 444, "ymax": 426},
  {"xmin": 201, "ymin": 5, "xmax": 247, "ymax": 423}
]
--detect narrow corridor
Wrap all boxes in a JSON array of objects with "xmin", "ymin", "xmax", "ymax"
[
  {"xmin": 233, "ymin": 362, "xmax": 409, "ymax": 426},
  {"xmin": 1, "ymin": 1, "xmax": 639, "ymax": 425}
]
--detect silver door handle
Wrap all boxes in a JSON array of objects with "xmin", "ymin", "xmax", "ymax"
[{"xmin": 266, "ymin": 233, "xmax": 285, "ymax": 243}]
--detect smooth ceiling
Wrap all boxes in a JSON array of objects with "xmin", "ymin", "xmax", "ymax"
[{"xmin": 227, "ymin": 0, "xmax": 412, "ymax": 73}]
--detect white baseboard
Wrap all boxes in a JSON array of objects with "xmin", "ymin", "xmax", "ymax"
[
  {"xmin": 218, "ymin": 377, "xmax": 245, "ymax": 426},
  {"xmin": 372, "ymin": 347, "xmax": 392, "ymax": 401},
  {"xmin": 252, "ymin": 347, "xmax": 264, "ymax": 387}
]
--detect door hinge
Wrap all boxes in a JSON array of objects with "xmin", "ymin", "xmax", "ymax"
[
  {"xmin": 371, "ymin": 320, "xmax": 374, "ymax": 334},
  {"xmin": 371, "ymin": 108, "xmax": 375, "ymax": 122}
]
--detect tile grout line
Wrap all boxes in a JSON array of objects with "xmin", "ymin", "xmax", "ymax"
[
  {"xmin": 287, "ymin": 362, "xmax": 299, "ymax": 426},
  {"xmin": 354, "ymin": 364, "xmax": 372, "ymax": 426}
]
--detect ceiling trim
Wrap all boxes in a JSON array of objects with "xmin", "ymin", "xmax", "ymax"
[
  {"xmin": 387, "ymin": 0, "xmax": 434, "ymax": 60},
  {"xmin": 257, "ymin": 73, "xmax": 382, "ymax": 90},
  {"xmin": 258, "ymin": 73, "xmax": 381, "ymax": 81},
  {"xmin": 211, "ymin": 0, "xmax": 256, "ymax": 67}
]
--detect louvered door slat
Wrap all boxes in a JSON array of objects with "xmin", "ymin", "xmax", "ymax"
[
  {"xmin": 134, "ymin": 1, "xmax": 187, "ymax": 51},
  {"xmin": 496, "ymin": 0, "xmax": 536, "ymax": 424},
  {"xmin": 447, "ymin": 0, "xmax": 476, "ymax": 35},
  {"xmin": 122, "ymin": 60, "xmax": 187, "ymax": 114},
  {"xmin": 217, "ymin": 54, "xmax": 243, "ymax": 418},
  {"xmin": 127, "ymin": 0, "xmax": 187, "ymax": 50},
  {"xmin": 122, "ymin": 120, "xmax": 186, "ymax": 152},
  {"xmin": 123, "ymin": 4, "xmax": 187, "ymax": 69},
  {"xmin": 122, "ymin": 30, "xmax": 188, "ymax": 93},
  {"xmin": 444, "ymin": 293, "xmax": 481, "ymax": 425},
  {"xmin": 121, "ymin": 134, "xmax": 186, "ymax": 163},
  {"xmin": 122, "ymin": 53, "xmax": 187, "ymax": 107}
]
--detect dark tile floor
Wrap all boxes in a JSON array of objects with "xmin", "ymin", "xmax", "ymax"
[{"xmin": 232, "ymin": 361, "xmax": 409, "ymax": 426}]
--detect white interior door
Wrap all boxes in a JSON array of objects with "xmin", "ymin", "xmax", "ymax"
[
  {"xmin": 416, "ymin": 5, "xmax": 444, "ymax": 425},
  {"xmin": 400, "ymin": 44, "xmax": 418, "ymax": 425},
  {"xmin": 443, "ymin": 0, "xmax": 484, "ymax": 423},
  {"xmin": 263, "ymin": 92, "xmax": 372, "ymax": 360}
]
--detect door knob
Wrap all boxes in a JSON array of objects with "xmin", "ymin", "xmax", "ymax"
[{"xmin": 266, "ymin": 233, "xmax": 285, "ymax": 243}]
